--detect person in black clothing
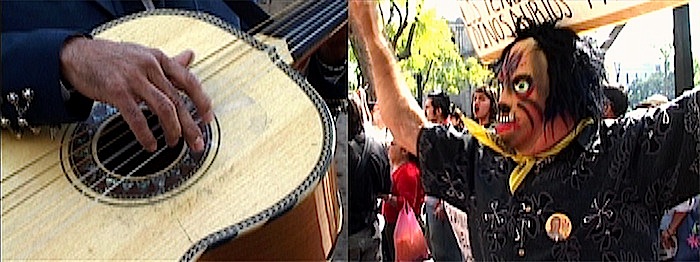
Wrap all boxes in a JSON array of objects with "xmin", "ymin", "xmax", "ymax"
[
  {"xmin": 424, "ymin": 92, "xmax": 451, "ymax": 125},
  {"xmin": 602, "ymin": 85, "xmax": 629, "ymax": 119},
  {"xmin": 351, "ymin": 1, "xmax": 700, "ymax": 260},
  {"xmin": 348, "ymin": 91, "xmax": 391, "ymax": 261}
]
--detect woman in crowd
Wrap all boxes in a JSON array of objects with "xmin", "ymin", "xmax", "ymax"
[
  {"xmin": 380, "ymin": 141, "xmax": 424, "ymax": 262},
  {"xmin": 471, "ymin": 87, "xmax": 497, "ymax": 128}
]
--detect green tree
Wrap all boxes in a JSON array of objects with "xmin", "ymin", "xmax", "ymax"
[
  {"xmin": 626, "ymin": 45, "xmax": 699, "ymax": 109},
  {"xmin": 627, "ymin": 45, "xmax": 675, "ymax": 108},
  {"xmin": 349, "ymin": 0, "xmax": 493, "ymax": 100}
]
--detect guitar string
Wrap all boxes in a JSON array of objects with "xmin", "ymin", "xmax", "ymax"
[
  {"xmin": 1, "ymin": 0, "xmax": 337, "ymax": 203},
  {"xmin": 4, "ymin": 1, "xmax": 340, "ymax": 220},
  {"xmin": 1, "ymin": 0, "xmax": 319, "ymax": 183},
  {"xmin": 3, "ymin": 0, "xmax": 343, "ymax": 227},
  {"xmin": 189, "ymin": 0, "xmax": 315, "ymax": 70},
  {"xmin": 2, "ymin": 2, "xmax": 344, "ymax": 219},
  {"xmin": 2, "ymin": 1, "xmax": 342, "ymax": 206},
  {"xmin": 1, "ymin": 114, "xmax": 172, "ymax": 215},
  {"xmin": 8, "ymin": 3, "xmax": 346, "ymax": 257},
  {"xmin": 189, "ymin": 0, "xmax": 323, "ymax": 80},
  {"xmin": 197, "ymin": 1, "xmax": 345, "ymax": 83},
  {"xmin": 16, "ymin": 124, "xmax": 183, "ymax": 260}
]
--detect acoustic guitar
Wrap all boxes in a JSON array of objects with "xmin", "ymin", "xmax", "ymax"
[{"xmin": 1, "ymin": 2, "xmax": 345, "ymax": 260}]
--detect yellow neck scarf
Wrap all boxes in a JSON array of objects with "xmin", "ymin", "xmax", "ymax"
[{"xmin": 461, "ymin": 117, "xmax": 593, "ymax": 194}]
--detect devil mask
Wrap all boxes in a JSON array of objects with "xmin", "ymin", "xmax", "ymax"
[{"xmin": 494, "ymin": 22, "xmax": 606, "ymax": 152}]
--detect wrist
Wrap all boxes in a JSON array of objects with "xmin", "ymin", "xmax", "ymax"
[
  {"xmin": 667, "ymin": 228, "xmax": 677, "ymax": 235},
  {"xmin": 60, "ymin": 35, "xmax": 90, "ymax": 86}
]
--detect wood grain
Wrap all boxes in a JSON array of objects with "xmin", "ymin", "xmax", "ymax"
[{"xmin": 1, "ymin": 12, "xmax": 336, "ymax": 260}]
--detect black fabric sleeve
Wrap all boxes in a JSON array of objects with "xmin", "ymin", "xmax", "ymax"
[
  {"xmin": 369, "ymin": 142, "xmax": 391, "ymax": 195},
  {"xmin": 626, "ymin": 87, "xmax": 700, "ymax": 214},
  {"xmin": 418, "ymin": 125, "xmax": 475, "ymax": 211},
  {"xmin": 2, "ymin": 30, "xmax": 95, "ymax": 127}
]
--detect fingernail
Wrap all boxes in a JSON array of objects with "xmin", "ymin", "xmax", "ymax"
[
  {"xmin": 204, "ymin": 111, "xmax": 214, "ymax": 123},
  {"xmin": 147, "ymin": 143, "xmax": 157, "ymax": 153},
  {"xmin": 193, "ymin": 136, "xmax": 204, "ymax": 152}
]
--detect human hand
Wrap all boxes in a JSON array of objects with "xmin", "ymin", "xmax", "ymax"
[
  {"xmin": 434, "ymin": 201, "xmax": 447, "ymax": 221},
  {"xmin": 60, "ymin": 37, "xmax": 213, "ymax": 152},
  {"xmin": 380, "ymin": 194, "xmax": 398, "ymax": 207},
  {"xmin": 661, "ymin": 229, "xmax": 676, "ymax": 249}
]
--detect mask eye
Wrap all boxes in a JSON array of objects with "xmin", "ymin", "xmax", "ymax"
[{"xmin": 513, "ymin": 79, "xmax": 531, "ymax": 94}]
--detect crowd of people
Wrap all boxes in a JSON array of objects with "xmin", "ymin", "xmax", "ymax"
[
  {"xmin": 348, "ymin": 1, "xmax": 699, "ymax": 261},
  {"xmin": 351, "ymin": 82, "xmax": 700, "ymax": 262}
]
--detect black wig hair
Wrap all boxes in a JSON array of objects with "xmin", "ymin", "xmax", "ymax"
[
  {"xmin": 471, "ymin": 86, "xmax": 498, "ymax": 124},
  {"xmin": 495, "ymin": 20, "xmax": 606, "ymax": 125},
  {"xmin": 427, "ymin": 92, "xmax": 451, "ymax": 119}
]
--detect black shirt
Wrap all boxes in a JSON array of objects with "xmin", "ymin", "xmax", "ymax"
[
  {"xmin": 349, "ymin": 132, "xmax": 391, "ymax": 235},
  {"xmin": 419, "ymin": 88, "xmax": 700, "ymax": 260}
]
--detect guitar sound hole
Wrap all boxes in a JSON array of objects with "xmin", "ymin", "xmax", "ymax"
[
  {"xmin": 95, "ymin": 109, "xmax": 185, "ymax": 177},
  {"xmin": 62, "ymin": 102, "xmax": 218, "ymax": 205}
]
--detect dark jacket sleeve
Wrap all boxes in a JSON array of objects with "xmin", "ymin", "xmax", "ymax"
[
  {"xmin": 624, "ymin": 87, "xmax": 700, "ymax": 213},
  {"xmin": 370, "ymin": 141, "xmax": 392, "ymax": 195},
  {"xmin": 2, "ymin": 30, "xmax": 95, "ymax": 127},
  {"xmin": 1, "ymin": 0, "xmax": 248, "ymax": 128},
  {"xmin": 418, "ymin": 125, "xmax": 475, "ymax": 211}
]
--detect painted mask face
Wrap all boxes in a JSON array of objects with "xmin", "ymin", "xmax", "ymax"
[
  {"xmin": 496, "ymin": 38, "xmax": 550, "ymax": 151},
  {"xmin": 472, "ymin": 92, "xmax": 492, "ymax": 121}
]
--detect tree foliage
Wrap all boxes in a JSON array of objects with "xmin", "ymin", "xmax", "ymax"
[
  {"xmin": 349, "ymin": 0, "xmax": 493, "ymax": 99},
  {"xmin": 626, "ymin": 44, "xmax": 699, "ymax": 109}
]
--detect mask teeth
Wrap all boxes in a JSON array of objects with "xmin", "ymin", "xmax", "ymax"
[{"xmin": 498, "ymin": 114, "xmax": 513, "ymax": 124}]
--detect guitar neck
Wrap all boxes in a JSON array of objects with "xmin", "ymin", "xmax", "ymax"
[{"xmin": 251, "ymin": 0, "xmax": 348, "ymax": 64}]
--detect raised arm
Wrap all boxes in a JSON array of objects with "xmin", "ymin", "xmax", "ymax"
[
  {"xmin": 349, "ymin": 0, "xmax": 428, "ymax": 155},
  {"xmin": 622, "ymin": 86, "xmax": 700, "ymax": 212}
]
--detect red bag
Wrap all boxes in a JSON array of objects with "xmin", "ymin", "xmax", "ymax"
[{"xmin": 394, "ymin": 202, "xmax": 430, "ymax": 262}]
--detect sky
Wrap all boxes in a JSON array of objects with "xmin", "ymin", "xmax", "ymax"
[{"xmin": 428, "ymin": 0, "xmax": 700, "ymax": 80}]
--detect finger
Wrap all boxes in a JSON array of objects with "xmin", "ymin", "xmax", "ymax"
[
  {"xmin": 130, "ymin": 78, "xmax": 181, "ymax": 147},
  {"xmin": 155, "ymin": 50, "xmax": 214, "ymax": 124},
  {"xmin": 144, "ymin": 55, "xmax": 204, "ymax": 151},
  {"xmin": 173, "ymin": 50, "xmax": 195, "ymax": 67},
  {"xmin": 178, "ymin": 102, "xmax": 205, "ymax": 152},
  {"xmin": 118, "ymin": 98, "xmax": 157, "ymax": 152}
]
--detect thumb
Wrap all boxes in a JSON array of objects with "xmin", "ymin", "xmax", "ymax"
[{"xmin": 173, "ymin": 50, "xmax": 195, "ymax": 67}]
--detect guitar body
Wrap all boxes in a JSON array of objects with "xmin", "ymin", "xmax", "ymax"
[{"xmin": 1, "ymin": 10, "xmax": 338, "ymax": 260}]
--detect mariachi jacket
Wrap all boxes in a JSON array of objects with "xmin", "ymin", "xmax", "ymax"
[{"xmin": 419, "ymin": 87, "xmax": 700, "ymax": 261}]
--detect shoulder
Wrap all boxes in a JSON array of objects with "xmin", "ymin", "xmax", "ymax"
[
  {"xmin": 419, "ymin": 124, "xmax": 476, "ymax": 158},
  {"xmin": 419, "ymin": 124, "xmax": 469, "ymax": 144},
  {"xmin": 404, "ymin": 161, "xmax": 420, "ymax": 173},
  {"xmin": 395, "ymin": 162, "xmax": 420, "ymax": 180}
]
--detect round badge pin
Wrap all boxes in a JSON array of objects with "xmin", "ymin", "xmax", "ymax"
[{"xmin": 545, "ymin": 213, "xmax": 572, "ymax": 242}]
